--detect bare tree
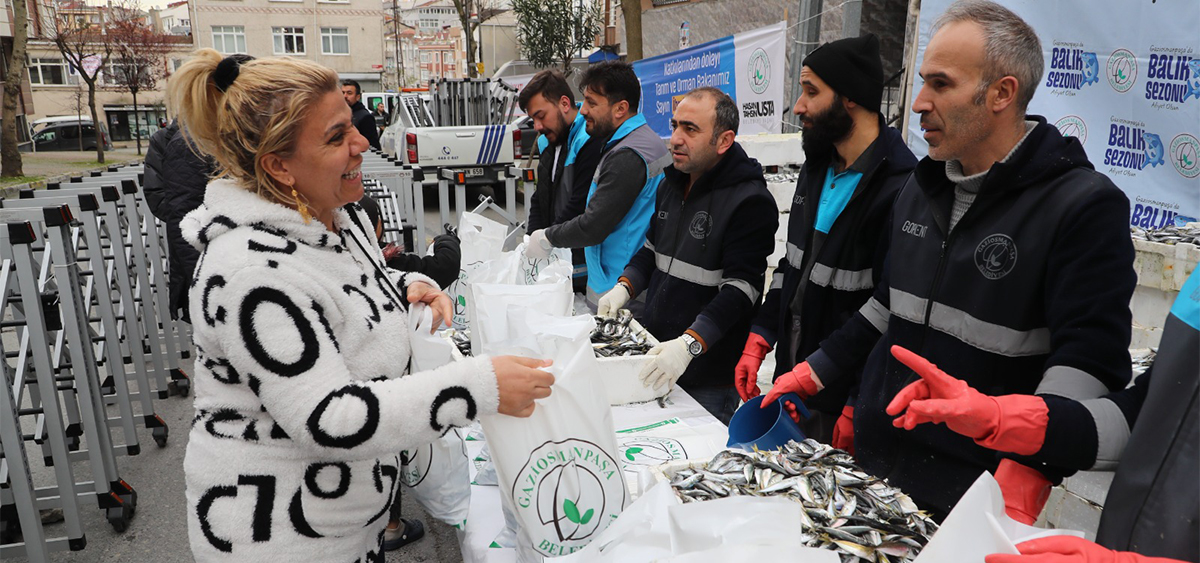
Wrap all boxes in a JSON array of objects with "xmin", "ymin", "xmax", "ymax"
[
  {"xmin": 620, "ymin": 0, "xmax": 642, "ymax": 62},
  {"xmin": 60, "ymin": 84, "xmax": 89, "ymax": 151},
  {"xmin": 450, "ymin": 0, "xmax": 505, "ymax": 78},
  {"xmin": 107, "ymin": 13, "xmax": 173, "ymax": 155},
  {"xmin": 2, "ymin": 0, "xmax": 31, "ymax": 176},
  {"xmin": 48, "ymin": 0, "xmax": 122, "ymax": 163}
]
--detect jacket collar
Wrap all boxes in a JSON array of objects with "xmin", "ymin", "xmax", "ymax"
[
  {"xmin": 662, "ymin": 142, "xmax": 763, "ymax": 196},
  {"xmin": 605, "ymin": 113, "xmax": 649, "ymax": 149},
  {"xmin": 913, "ymin": 115, "xmax": 1089, "ymax": 198},
  {"xmin": 181, "ymin": 178, "xmax": 353, "ymax": 252}
]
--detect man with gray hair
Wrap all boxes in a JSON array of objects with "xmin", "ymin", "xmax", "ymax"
[
  {"xmin": 597, "ymin": 87, "xmax": 777, "ymax": 424},
  {"xmin": 763, "ymin": 0, "xmax": 1137, "ymax": 521}
]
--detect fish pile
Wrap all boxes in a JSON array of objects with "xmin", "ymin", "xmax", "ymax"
[
  {"xmin": 444, "ymin": 328, "xmax": 472, "ymax": 357},
  {"xmin": 1132, "ymin": 348, "xmax": 1156, "ymax": 376},
  {"xmin": 591, "ymin": 309, "xmax": 653, "ymax": 357},
  {"xmin": 668, "ymin": 439, "xmax": 938, "ymax": 562},
  {"xmin": 764, "ymin": 170, "xmax": 801, "ymax": 185},
  {"xmin": 1131, "ymin": 224, "xmax": 1200, "ymax": 246}
]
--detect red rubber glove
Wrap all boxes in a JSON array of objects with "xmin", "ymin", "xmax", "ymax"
[
  {"xmin": 831, "ymin": 405, "xmax": 854, "ymax": 453},
  {"xmin": 887, "ymin": 346, "xmax": 1049, "ymax": 456},
  {"xmin": 734, "ymin": 333, "xmax": 772, "ymax": 401},
  {"xmin": 994, "ymin": 459, "xmax": 1052, "ymax": 525},
  {"xmin": 762, "ymin": 361, "xmax": 822, "ymax": 405},
  {"xmin": 985, "ymin": 534, "xmax": 1187, "ymax": 563}
]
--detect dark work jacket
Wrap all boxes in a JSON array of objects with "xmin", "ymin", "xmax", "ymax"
[
  {"xmin": 384, "ymin": 233, "xmax": 461, "ymax": 290},
  {"xmin": 143, "ymin": 121, "xmax": 215, "ymax": 322},
  {"xmin": 811, "ymin": 117, "xmax": 1137, "ymax": 512},
  {"xmin": 752, "ymin": 121, "xmax": 916, "ymax": 415},
  {"xmin": 621, "ymin": 143, "xmax": 778, "ymax": 388},
  {"xmin": 1095, "ymin": 269, "xmax": 1199, "ymax": 561},
  {"xmin": 528, "ymin": 111, "xmax": 601, "ymax": 232},
  {"xmin": 528, "ymin": 112, "xmax": 602, "ymax": 289},
  {"xmin": 351, "ymin": 101, "xmax": 380, "ymax": 150}
]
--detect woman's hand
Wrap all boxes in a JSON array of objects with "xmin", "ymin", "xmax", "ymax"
[
  {"xmin": 407, "ymin": 281, "xmax": 452, "ymax": 333},
  {"xmin": 492, "ymin": 356, "xmax": 554, "ymax": 417}
]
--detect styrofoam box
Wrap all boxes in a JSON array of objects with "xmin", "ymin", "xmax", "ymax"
[{"xmin": 444, "ymin": 319, "xmax": 664, "ymax": 406}]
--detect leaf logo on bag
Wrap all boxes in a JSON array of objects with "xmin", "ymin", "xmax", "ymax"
[
  {"xmin": 512, "ymin": 438, "xmax": 626, "ymax": 556},
  {"xmin": 618, "ymin": 437, "xmax": 687, "ymax": 466}
]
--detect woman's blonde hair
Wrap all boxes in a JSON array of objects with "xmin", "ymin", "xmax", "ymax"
[{"xmin": 166, "ymin": 48, "xmax": 339, "ymax": 205}]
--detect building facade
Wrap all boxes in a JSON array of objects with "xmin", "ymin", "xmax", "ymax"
[{"xmin": 192, "ymin": 0, "xmax": 387, "ymax": 91}]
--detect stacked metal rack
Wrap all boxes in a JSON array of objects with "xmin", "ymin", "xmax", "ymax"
[
  {"xmin": 0, "ymin": 166, "xmax": 191, "ymax": 562},
  {"xmin": 427, "ymin": 78, "xmax": 519, "ymax": 128}
]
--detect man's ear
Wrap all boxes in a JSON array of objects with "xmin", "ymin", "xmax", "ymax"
[
  {"xmin": 715, "ymin": 129, "xmax": 736, "ymax": 155},
  {"xmin": 559, "ymin": 95, "xmax": 573, "ymax": 113},
  {"xmin": 613, "ymin": 99, "xmax": 630, "ymax": 120},
  {"xmin": 990, "ymin": 76, "xmax": 1020, "ymax": 114}
]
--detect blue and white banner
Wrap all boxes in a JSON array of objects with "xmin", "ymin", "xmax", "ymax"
[
  {"xmin": 909, "ymin": 0, "xmax": 1200, "ymax": 228},
  {"xmin": 633, "ymin": 21, "xmax": 787, "ymax": 139}
]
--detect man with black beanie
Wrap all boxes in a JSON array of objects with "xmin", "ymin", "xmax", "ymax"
[{"xmin": 737, "ymin": 34, "xmax": 917, "ymax": 447}]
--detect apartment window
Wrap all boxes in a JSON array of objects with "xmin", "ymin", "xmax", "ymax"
[
  {"xmin": 211, "ymin": 25, "xmax": 246, "ymax": 54},
  {"xmin": 321, "ymin": 27, "xmax": 349, "ymax": 55},
  {"xmin": 273, "ymin": 26, "xmax": 306, "ymax": 55},
  {"xmin": 29, "ymin": 58, "xmax": 68, "ymax": 85},
  {"xmin": 420, "ymin": 51, "xmax": 430, "ymax": 63}
]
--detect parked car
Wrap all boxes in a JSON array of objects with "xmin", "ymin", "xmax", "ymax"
[{"xmin": 21, "ymin": 120, "xmax": 114, "ymax": 152}]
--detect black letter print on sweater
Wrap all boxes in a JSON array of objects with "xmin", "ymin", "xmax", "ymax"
[
  {"xmin": 306, "ymin": 384, "xmax": 381, "ymax": 448},
  {"xmin": 239, "ymin": 287, "xmax": 320, "ymax": 377},
  {"xmin": 247, "ymin": 226, "xmax": 298, "ymax": 254},
  {"xmin": 364, "ymin": 458, "xmax": 399, "ymax": 526},
  {"xmin": 304, "ymin": 462, "xmax": 351, "ymax": 498},
  {"xmin": 201, "ymin": 275, "xmax": 228, "ymax": 327},
  {"xmin": 429, "ymin": 386, "xmax": 476, "ymax": 433},
  {"xmin": 196, "ymin": 475, "xmax": 276, "ymax": 552},
  {"xmin": 342, "ymin": 285, "xmax": 381, "ymax": 330}
]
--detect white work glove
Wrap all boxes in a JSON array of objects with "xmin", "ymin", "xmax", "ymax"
[
  {"xmin": 596, "ymin": 284, "xmax": 631, "ymax": 318},
  {"xmin": 638, "ymin": 337, "xmax": 693, "ymax": 391},
  {"xmin": 526, "ymin": 229, "xmax": 552, "ymax": 260}
]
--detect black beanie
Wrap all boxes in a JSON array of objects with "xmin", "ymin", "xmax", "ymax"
[{"xmin": 803, "ymin": 34, "xmax": 884, "ymax": 114}]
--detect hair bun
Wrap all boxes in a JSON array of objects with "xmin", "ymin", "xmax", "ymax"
[{"xmin": 213, "ymin": 54, "xmax": 254, "ymax": 93}]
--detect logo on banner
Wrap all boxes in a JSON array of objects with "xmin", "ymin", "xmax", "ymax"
[
  {"xmin": 1054, "ymin": 115, "xmax": 1088, "ymax": 144},
  {"xmin": 1105, "ymin": 118, "xmax": 1164, "ymax": 174},
  {"xmin": 1144, "ymin": 48, "xmax": 1200, "ymax": 108},
  {"xmin": 748, "ymin": 48, "xmax": 771, "ymax": 94},
  {"xmin": 1170, "ymin": 133, "xmax": 1200, "ymax": 179},
  {"xmin": 1046, "ymin": 44, "xmax": 1100, "ymax": 93},
  {"xmin": 513, "ymin": 438, "xmax": 625, "ymax": 556},
  {"xmin": 1107, "ymin": 49, "xmax": 1138, "ymax": 93},
  {"xmin": 975, "ymin": 234, "xmax": 1018, "ymax": 280}
]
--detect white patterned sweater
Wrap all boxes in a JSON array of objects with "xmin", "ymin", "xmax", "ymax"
[{"xmin": 180, "ymin": 179, "xmax": 497, "ymax": 562}]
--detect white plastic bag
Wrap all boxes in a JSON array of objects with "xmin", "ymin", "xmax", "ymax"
[
  {"xmin": 480, "ymin": 310, "xmax": 629, "ymax": 561},
  {"xmin": 468, "ymin": 278, "xmax": 573, "ymax": 355},
  {"xmin": 408, "ymin": 304, "xmax": 454, "ymax": 372},
  {"xmin": 912, "ymin": 472, "xmax": 1082, "ymax": 563},
  {"xmin": 400, "ymin": 304, "xmax": 471, "ymax": 528},
  {"xmin": 447, "ymin": 212, "xmax": 507, "ymax": 329},
  {"xmin": 400, "ymin": 429, "xmax": 471, "ymax": 528}
]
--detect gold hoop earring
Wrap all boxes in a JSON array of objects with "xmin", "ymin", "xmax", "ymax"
[{"xmin": 291, "ymin": 187, "xmax": 311, "ymax": 223}]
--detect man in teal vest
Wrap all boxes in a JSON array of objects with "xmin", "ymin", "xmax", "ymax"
[{"xmin": 528, "ymin": 61, "xmax": 669, "ymax": 309}]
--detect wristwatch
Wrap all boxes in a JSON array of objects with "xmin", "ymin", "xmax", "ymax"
[{"xmin": 681, "ymin": 333, "xmax": 704, "ymax": 357}]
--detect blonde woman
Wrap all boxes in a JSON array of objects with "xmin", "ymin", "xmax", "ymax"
[{"xmin": 170, "ymin": 49, "xmax": 553, "ymax": 562}]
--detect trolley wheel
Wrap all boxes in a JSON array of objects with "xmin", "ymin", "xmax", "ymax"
[
  {"xmin": 175, "ymin": 377, "xmax": 190, "ymax": 397},
  {"xmin": 106, "ymin": 505, "xmax": 132, "ymax": 533},
  {"xmin": 66, "ymin": 434, "xmax": 81, "ymax": 451},
  {"xmin": 167, "ymin": 381, "xmax": 179, "ymax": 396},
  {"xmin": 152, "ymin": 426, "xmax": 168, "ymax": 448}
]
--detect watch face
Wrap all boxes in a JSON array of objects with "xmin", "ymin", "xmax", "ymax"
[{"xmin": 688, "ymin": 340, "xmax": 703, "ymax": 356}]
